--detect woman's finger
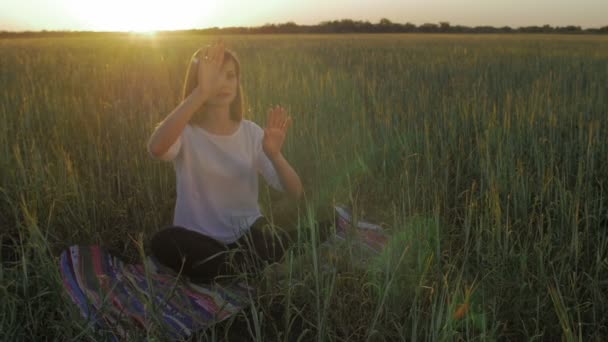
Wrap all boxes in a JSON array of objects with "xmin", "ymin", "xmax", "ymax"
[
  {"xmin": 195, "ymin": 48, "xmax": 202, "ymax": 65},
  {"xmin": 270, "ymin": 107, "xmax": 278, "ymax": 128},
  {"xmin": 214, "ymin": 40, "xmax": 224, "ymax": 59},
  {"xmin": 192, "ymin": 51, "xmax": 200, "ymax": 65},
  {"xmin": 282, "ymin": 116, "xmax": 292, "ymax": 131},
  {"xmin": 210, "ymin": 43, "xmax": 220, "ymax": 61},
  {"xmin": 273, "ymin": 106, "xmax": 282, "ymax": 127},
  {"xmin": 286, "ymin": 116, "xmax": 293, "ymax": 130},
  {"xmin": 277, "ymin": 106, "xmax": 287, "ymax": 124},
  {"xmin": 268, "ymin": 107, "xmax": 276, "ymax": 128},
  {"xmin": 202, "ymin": 46, "xmax": 212, "ymax": 63},
  {"xmin": 210, "ymin": 41, "xmax": 218, "ymax": 60},
  {"xmin": 209, "ymin": 42, "xmax": 218, "ymax": 57},
  {"xmin": 216, "ymin": 42, "xmax": 225, "ymax": 65}
]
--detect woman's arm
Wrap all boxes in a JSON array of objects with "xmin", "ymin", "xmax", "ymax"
[
  {"xmin": 268, "ymin": 153, "xmax": 303, "ymax": 200},
  {"xmin": 262, "ymin": 105, "xmax": 302, "ymax": 200},
  {"xmin": 147, "ymin": 89, "xmax": 205, "ymax": 158},
  {"xmin": 148, "ymin": 40, "xmax": 225, "ymax": 158}
]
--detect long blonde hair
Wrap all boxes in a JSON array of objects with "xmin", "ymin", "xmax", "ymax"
[{"xmin": 181, "ymin": 47, "xmax": 245, "ymax": 124}]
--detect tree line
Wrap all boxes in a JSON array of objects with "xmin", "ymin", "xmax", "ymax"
[
  {"xmin": 219, "ymin": 19, "xmax": 607, "ymax": 34},
  {"xmin": 1, "ymin": 19, "xmax": 607, "ymax": 38}
]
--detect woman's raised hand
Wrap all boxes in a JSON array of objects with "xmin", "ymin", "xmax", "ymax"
[
  {"xmin": 193, "ymin": 39, "xmax": 225, "ymax": 102},
  {"xmin": 263, "ymin": 105, "xmax": 293, "ymax": 159}
]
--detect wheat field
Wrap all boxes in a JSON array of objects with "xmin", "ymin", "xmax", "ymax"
[{"xmin": 1, "ymin": 33, "xmax": 607, "ymax": 340}]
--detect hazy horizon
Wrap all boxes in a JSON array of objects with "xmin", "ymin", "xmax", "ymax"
[{"xmin": 1, "ymin": 0, "xmax": 606, "ymax": 32}]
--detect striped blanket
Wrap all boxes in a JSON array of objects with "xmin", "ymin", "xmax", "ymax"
[
  {"xmin": 59, "ymin": 205, "xmax": 387, "ymax": 340},
  {"xmin": 59, "ymin": 245, "xmax": 254, "ymax": 340}
]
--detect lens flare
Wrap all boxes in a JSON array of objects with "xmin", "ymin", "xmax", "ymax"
[{"xmin": 66, "ymin": 0, "xmax": 217, "ymax": 32}]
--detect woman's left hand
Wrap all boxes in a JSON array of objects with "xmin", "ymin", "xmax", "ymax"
[{"xmin": 263, "ymin": 105, "xmax": 292, "ymax": 159}]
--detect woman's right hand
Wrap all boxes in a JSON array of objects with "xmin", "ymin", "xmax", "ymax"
[{"xmin": 194, "ymin": 39, "xmax": 225, "ymax": 103}]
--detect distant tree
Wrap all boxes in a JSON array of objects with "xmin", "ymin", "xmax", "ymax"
[
  {"xmin": 473, "ymin": 26, "xmax": 498, "ymax": 33},
  {"xmin": 379, "ymin": 18, "xmax": 393, "ymax": 26},
  {"xmin": 439, "ymin": 22, "xmax": 451, "ymax": 32},
  {"xmin": 564, "ymin": 25, "xmax": 582, "ymax": 33},
  {"xmin": 278, "ymin": 21, "xmax": 299, "ymax": 33},
  {"xmin": 357, "ymin": 20, "xmax": 374, "ymax": 32},
  {"xmin": 451, "ymin": 25, "xmax": 471, "ymax": 33},
  {"xmin": 339, "ymin": 19, "xmax": 357, "ymax": 32},
  {"xmin": 519, "ymin": 26, "xmax": 543, "ymax": 33},
  {"xmin": 377, "ymin": 18, "xmax": 395, "ymax": 33},
  {"xmin": 260, "ymin": 23, "xmax": 277, "ymax": 34},
  {"xmin": 419, "ymin": 23, "xmax": 439, "ymax": 33},
  {"xmin": 403, "ymin": 22, "xmax": 417, "ymax": 32},
  {"xmin": 542, "ymin": 24, "xmax": 553, "ymax": 33}
]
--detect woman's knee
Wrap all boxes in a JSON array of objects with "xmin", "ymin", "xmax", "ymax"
[
  {"xmin": 150, "ymin": 226, "xmax": 179, "ymax": 256},
  {"xmin": 242, "ymin": 219, "xmax": 290, "ymax": 263},
  {"xmin": 150, "ymin": 228, "xmax": 168, "ymax": 258},
  {"xmin": 149, "ymin": 226, "xmax": 198, "ymax": 274}
]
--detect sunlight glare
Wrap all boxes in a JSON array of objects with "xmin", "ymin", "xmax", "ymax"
[{"xmin": 67, "ymin": 0, "xmax": 216, "ymax": 32}]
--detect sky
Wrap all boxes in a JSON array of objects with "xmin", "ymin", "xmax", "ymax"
[{"xmin": 1, "ymin": 0, "xmax": 606, "ymax": 32}]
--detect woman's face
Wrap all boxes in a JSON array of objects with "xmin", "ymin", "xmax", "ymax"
[{"xmin": 206, "ymin": 58, "xmax": 238, "ymax": 106}]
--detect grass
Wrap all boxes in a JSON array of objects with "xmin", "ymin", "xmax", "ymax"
[{"xmin": 1, "ymin": 33, "xmax": 607, "ymax": 340}]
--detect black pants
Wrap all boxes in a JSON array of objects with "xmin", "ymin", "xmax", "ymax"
[{"xmin": 149, "ymin": 202, "xmax": 335, "ymax": 283}]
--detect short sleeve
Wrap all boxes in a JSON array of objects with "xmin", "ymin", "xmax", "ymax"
[
  {"xmin": 252, "ymin": 124, "xmax": 285, "ymax": 192},
  {"xmin": 148, "ymin": 134, "xmax": 183, "ymax": 162}
]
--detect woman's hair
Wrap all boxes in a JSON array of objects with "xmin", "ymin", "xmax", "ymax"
[{"xmin": 181, "ymin": 47, "xmax": 245, "ymax": 123}]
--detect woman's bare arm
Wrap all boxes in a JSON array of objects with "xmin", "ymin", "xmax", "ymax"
[
  {"xmin": 148, "ymin": 40, "xmax": 225, "ymax": 158},
  {"xmin": 262, "ymin": 105, "xmax": 302, "ymax": 200},
  {"xmin": 269, "ymin": 153, "xmax": 303, "ymax": 200},
  {"xmin": 147, "ymin": 89, "xmax": 206, "ymax": 158}
]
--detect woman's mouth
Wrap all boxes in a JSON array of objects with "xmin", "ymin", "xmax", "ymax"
[{"xmin": 218, "ymin": 92, "xmax": 231, "ymax": 97}]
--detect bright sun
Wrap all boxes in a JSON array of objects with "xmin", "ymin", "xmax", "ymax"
[{"xmin": 67, "ymin": 0, "xmax": 217, "ymax": 32}]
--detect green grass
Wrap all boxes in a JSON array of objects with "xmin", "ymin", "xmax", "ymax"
[{"xmin": 1, "ymin": 33, "xmax": 607, "ymax": 340}]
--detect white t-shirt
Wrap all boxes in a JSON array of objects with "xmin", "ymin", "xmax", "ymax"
[{"xmin": 149, "ymin": 119, "xmax": 285, "ymax": 244}]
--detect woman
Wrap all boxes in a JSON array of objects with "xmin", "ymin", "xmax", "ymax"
[{"xmin": 147, "ymin": 40, "xmax": 334, "ymax": 283}]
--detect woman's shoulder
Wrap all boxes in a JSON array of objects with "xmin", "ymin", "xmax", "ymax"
[
  {"xmin": 182, "ymin": 123, "xmax": 194, "ymax": 133},
  {"xmin": 241, "ymin": 119, "xmax": 264, "ymax": 135},
  {"xmin": 241, "ymin": 119, "xmax": 261, "ymax": 129}
]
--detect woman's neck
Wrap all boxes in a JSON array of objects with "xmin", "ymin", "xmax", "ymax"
[{"xmin": 193, "ymin": 104, "xmax": 238, "ymax": 135}]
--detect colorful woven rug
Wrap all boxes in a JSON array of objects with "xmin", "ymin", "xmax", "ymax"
[
  {"xmin": 59, "ymin": 205, "xmax": 388, "ymax": 340},
  {"xmin": 59, "ymin": 245, "xmax": 254, "ymax": 340},
  {"xmin": 333, "ymin": 205, "xmax": 389, "ymax": 254}
]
